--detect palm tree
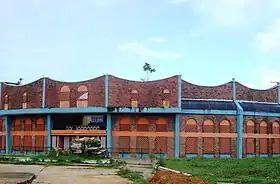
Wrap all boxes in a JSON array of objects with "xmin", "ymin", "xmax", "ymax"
[{"xmin": 143, "ymin": 63, "xmax": 156, "ymax": 81}]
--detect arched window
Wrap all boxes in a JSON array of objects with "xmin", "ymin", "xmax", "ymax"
[
  {"xmin": 162, "ymin": 89, "xmax": 170, "ymax": 108},
  {"xmin": 4, "ymin": 94, "xmax": 8, "ymax": 110},
  {"xmin": 220, "ymin": 120, "xmax": 231, "ymax": 154},
  {"xmin": 155, "ymin": 118, "xmax": 168, "ymax": 153},
  {"xmin": 272, "ymin": 122, "xmax": 280, "ymax": 154},
  {"xmin": 203, "ymin": 119, "xmax": 214, "ymax": 154},
  {"xmin": 118, "ymin": 118, "xmax": 131, "ymax": 152},
  {"xmin": 185, "ymin": 119, "xmax": 197, "ymax": 154},
  {"xmin": 259, "ymin": 121, "xmax": 268, "ymax": 154},
  {"xmin": 246, "ymin": 120, "xmax": 255, "ymax": 154},
  {"xmin": 77, "ymin": 85, "xmax": 88, "ymax": 107},
  {"xmin": 60, "ymin": 86, "xmax": 70, "ymax": 108},
  {"xmin": 131, "ymin": 90, "xmax": 138, "ymax": 107},
  {"xmin": 137, "ymin": 118, "xmax": 149, "ymax": 154},
  {"xmin": 22, "ymin": 92, "xmax": 27, "ymax": 109}
]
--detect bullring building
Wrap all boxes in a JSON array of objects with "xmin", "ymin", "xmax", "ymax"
[{"xmin": 0, "ymin": 75, "xmax": 280, "ymax": 159}]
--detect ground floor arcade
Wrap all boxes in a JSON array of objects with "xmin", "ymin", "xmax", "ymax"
[{"xmin": 0, "ymin": 113, "xmax": 280, "ymax": 158}]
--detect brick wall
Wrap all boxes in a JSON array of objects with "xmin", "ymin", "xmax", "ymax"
[
  {"xmin": 236, "ymin": 82, "xmax": 278, "ymax": 102},
  {"xmin": 182, "ymin": 80, "xmax": 233, "ymax": 99},
  {"xmin": 180, "ymin": 115, "xmax": 237, "ymax": 157},
  {"xmin": 45, "ymin": 76, "xmax": 105, "ymax": 108},
  {"xmin": 108, "ymin": 75, "xmax": 179, "ymax": 107},
  {"xmin": 1, "ymin": 79, "xmax": 43, "ymax": 109},
  {"xmin": 111, "ymin": 114, "xmax": 175, "ymax": 157}
]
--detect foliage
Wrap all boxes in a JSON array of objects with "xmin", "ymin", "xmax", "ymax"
[
  {"xmin": 156, "ymin": 158, "xmax": 165, "ymax": 167},
  {"xmin": 162, "ymin": 157, "xmax": 280, "ymax": 184},
  {"xmin": 118, "ymin": 167, "xmax": 147, "ymax": 184},
  {"xmin": 142, "ymin": 62, "xmax": 156, "ymax": 81}
]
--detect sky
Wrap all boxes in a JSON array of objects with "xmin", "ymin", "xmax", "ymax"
[{"xmin": 1, "ymin": 0, "xmax": 280, "ymax": 89}]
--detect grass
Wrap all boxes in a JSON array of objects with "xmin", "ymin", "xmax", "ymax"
[
  {"xmin": 118, "ymin": 167, "xmax": 148, "ymax": 184},
  {"xmin": 162, "ymin": 157, "xmax": 280, "ymax": 184}
]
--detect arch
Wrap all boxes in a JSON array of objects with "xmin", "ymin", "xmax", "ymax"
[
  {"xmin": 137, "ymin": 118, "xmax": 149, "ymax": 125},
  {"xmin": 4, "ymin": 94, "xmax": 8, "ymax": 110},
  {"xmin": 220, "ymin": 120, "xmax": 231, "ymax": 154},
  {"xmin": 186, "ymin": 119, "xmax": 197, "ymax": 125},
  {"xmin": 260, "ymin": 120, "xmax": 268, "ymax": 154},
  {"xmin": 246, "ymin": 120, "xmax": 255, "ymax": 154},
  {"xmin": 120, "ymin": 118, "xmax": 131, "ymax": 125},
  {"xmin": 78, "ymin": 85, "xmax": 88, "ymax": 92},
  {"xmin": 163, "ymin": 89, "xmax": 170, "ymax": 94},
  {"xmin": 36, "ymin": 118, "xmax": 45, "ymax": 131},
  {"xmin": 60, "ymin": 86, "xmax": 70, "ymax": 108},
  {"xmin": 272, "ymin": 121, "xmax": 280, "ymax": 154},
  {"xmin": 22, "ymin": 92, "xmax": 28, "ymax": 109},
  {"xmin": 185, "ymin": 119, "xmax": 198, "ymax": 154},
  {"xmin": 60, "ymin": 86, "xmax": 70, "ymax": 92},
  {"xmin": 203, "ymin": 119, "xmax": 214, "ymax": 154},
  {"xmin": 156, "ymin": 118, "xmax": 167, "ymax": 125},
  {"xmin": 131, "ymin": 90, "xmax": 138, "ymax": 94}
]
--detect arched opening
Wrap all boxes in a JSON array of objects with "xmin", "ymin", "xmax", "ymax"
[
  {"xmin": 0, "ymin": 119, "xmax": 5, "ymax": 150},
  {"xmin": 4, "ymin": 94, "xmax": 8, "ymax": 110},
  {"xmin": 259, "ymin": 121, "xmax": 268, "ymax": 155},
  {"xmin": 155, "ymin": 118, "xmax": 168, "ymax": 154},
  {"xmin": 77, "ymin": 85, "xmax": 88, "ymax": 107},
  {"xmin": 246, "ymin": 120, "xmax": 255, "ymax": 155},
  {"xmin": 136, "ymin": 118, "xmax": 149, "ymax": 157},
  {"xmin": 203, "ymin": 119, "xmax": 215, "ymax": 155},
  {"xmin": 118, "ymin": 118, "xmax": 131, "ymax": 153},
  {"xmin": 22, "ymin": 92, "xmax": 27, "ymax": 109},
  {"xmin": 185, "ymin": 119, "xmax": 197, "ymax": 154},
  {"xmin": 272, "ymin": 122, "xmax": 280, "ymax": 154},
  {"xmin": 60, "ymin": 86, "xmax": 70, "ymax": 108},
  {"xmin": 220, "ymin": 120, "xmax": 231, "ymax": 155}
]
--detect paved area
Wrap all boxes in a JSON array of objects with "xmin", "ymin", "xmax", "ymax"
[{"xmin": 0, "ymin": 164, "xmax": 132, "ymax": 184}]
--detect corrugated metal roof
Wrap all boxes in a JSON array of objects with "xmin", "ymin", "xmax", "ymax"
[{"xmin": 181, "ymin": 100, "xmax": 237, "ymax": 110}]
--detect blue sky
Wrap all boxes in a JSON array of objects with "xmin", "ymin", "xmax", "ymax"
[{"xmin": 1, "ymin": 0, "xmax": 280, "ymax": 89}]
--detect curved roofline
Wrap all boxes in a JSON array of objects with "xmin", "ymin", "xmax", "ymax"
[
  {"xmin": 2, "ymin": 78, "xmax": 43, "ymax": 87},
  {"xmin": 236, "ymin": 82, "xmax": 277, "ymax": 91},
  {"xmin": 182, "ymin": 79, "xmax": 232, "ymax": 88},
  {"xmin": 46, "ymin": 75, "xmax": 105, "ymax": 84},
  {"xmin": 108, "ymin": 74, "xmax": 179, "ymax": 83}
]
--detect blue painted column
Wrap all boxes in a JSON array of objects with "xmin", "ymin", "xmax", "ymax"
[
  {"xmin": 47, "ymin": 114, "xmax": 52, "ymax": 152},
  {"xmin": 175, "ymin": 114, "xmax": 180, "ymax": 158},
  {"xmin": 106, "ymin": 114, "xmax": 112, "ymax": 156},
  {"xmin": 237, "ymin": 110, "xmax": 244, "ymax": 159},
  {"xmin": 42, "ymin": 78, "xmax": 46, "ymax": 108},
  {"xmin": 5, "ymin": 116, "xmax": 11, "ymax": 154},
  {"xmin": 105, "ymin": 75, "xmax": 109, "ymax": 107},
  {"xmin": 278, "ymin": 83, "xmax": 280, "ymax": 104},
  {"xmin": 232, "ymin": 78, "xmax": 236, "ymax": 101},
  {"xmin": 178, "ymin": 75, "xmax": 182, "ymax": 108}
]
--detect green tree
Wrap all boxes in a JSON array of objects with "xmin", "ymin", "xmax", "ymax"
[{"xmin": 142, "ymin": 62, "xmax": 156, "ymax": 81}]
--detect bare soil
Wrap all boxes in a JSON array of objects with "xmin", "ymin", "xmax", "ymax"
[{"xmin": 149, "ymin": 170, "xmax": 210, "ymax": 184}]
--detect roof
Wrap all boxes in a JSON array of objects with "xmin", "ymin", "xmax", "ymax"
[{"xmin": 181, "ymin": 99, "xmax": 237, "ymax": 110}]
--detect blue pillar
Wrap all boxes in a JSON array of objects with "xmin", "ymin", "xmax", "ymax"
[
  {"xmin": 178, "ymin": 75, "xmax": 182, "ymax": 108},
  {"xmin": 106, "ymin": 114, "xmax": 112, "ymax": 156},
  {"xmin": 234, "ymin": 101, "xmax": 244, "ymax": 159},
  {"xmin": 278, "ymin": 83, "xmax": 280, "ymax": 104},
  {"xmin": 105, "ymin": 75, "xmax": 109, "ymax": 107},
  {"xmin": 47, "ymin": 114, "xmax": 52, "ymax": 152},
  {"xmin": 175, "ymin": 114, "xmax": 180, "ymax": 158},
  {"xmin": 42, "ymin": 78, "xmax": 46, "ymax": 108},
  {"xmin": 232, "ymin": 78, "xmax": 236, "ymax": 101},
  {"xmin": 0, "ymin": 82, "xmax": 2, "ymax": 108},
  {"xmin": 5, "ymin": 116, "xmax": 11, "ymax": 154}
]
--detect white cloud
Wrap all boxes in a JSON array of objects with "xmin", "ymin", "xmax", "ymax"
[
  {"xmin": 147, "ymin": 37, "xmax": 166, "ymax": 43},
  {"xmin": 254, "ymin": 18, "xmax": 280, "ymax": 52},
  {"xmin": 259, "ymin": 66, "xmax": 280, "ymax": 88},
  {"xmin": 118, "ymin": 42, "xmax": 183, "ymax": 59},
  {"xmin": 167, "ymin": 0, "xmax": 280, "ymax": 27}
]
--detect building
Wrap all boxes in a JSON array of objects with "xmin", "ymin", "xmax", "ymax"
[{"xmin": 0, "ymin": 75, "xmax": 280, "ymax": 159}]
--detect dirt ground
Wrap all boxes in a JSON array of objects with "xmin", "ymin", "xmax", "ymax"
[
  {"xmin": 149, "ymin": 170, "xmax": 210, "ymax": 184},
  {"xmin": 0, "ymin": 164, "xmax": 132, "ymax": 184}
]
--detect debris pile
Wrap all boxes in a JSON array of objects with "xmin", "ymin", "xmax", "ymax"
[
  {"xmin": 149, "ymin": 170, "xmax": 210, "ymax": 184},
  {"xmin": 70, "ymin": 137, "xmax": 106, "ymax": 156}
]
